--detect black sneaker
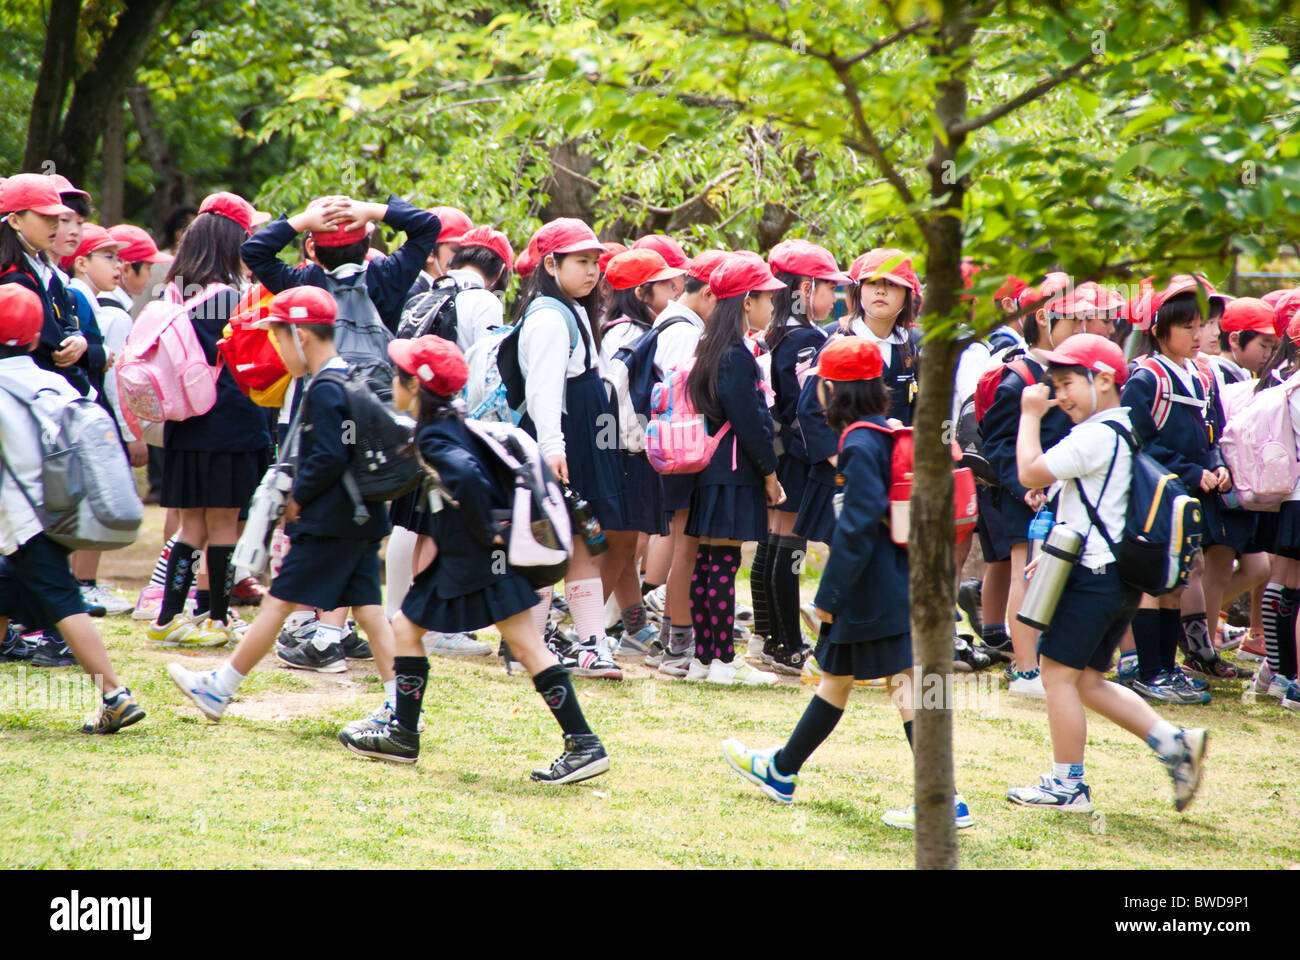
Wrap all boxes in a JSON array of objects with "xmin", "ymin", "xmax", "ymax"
[
  {"xmin": 957, "ymin": 579, "xmax": 982, "ymax": 634},
  {"xmin": 954, "ymin": 634, "xmax": 992, "ymax": 673},
  {"xmin": 81, "ymin": 690, "xmax": 146, "ymax": 734},
  {"xmin": 338, "ymin": 719, "xmax": 419, "ymax": 764},
  {"xmin": 342, "ymin": 626, "xmax": 372, "ymax": 660},
  {"xmin": 772, "ymin": 644, "xmax": 813, "ymax": 676},
  {"xmin": 544, "ymin": 625, "xmax": 578, "ymax": 669},
  {"xmin": 530, "ymin": 733, "xmax": 610, "ymax": 784},
  {"xmin": 277, "ymin": 617, "xmax": 318, "ymax": 649},
  {"xmin": 761, "ymin": 636, "xmax": 781, "ymax": 665},
  {"xmin": 31, "ymin": 633, "xmax": 77, "ymax": 668},
  {"xmin": 277, "ymin": 640, "xmax": 347, "ymax": 673},
  {"xmin": 0, "ymin": 627, "xmax": 40, "ymax": 662}
]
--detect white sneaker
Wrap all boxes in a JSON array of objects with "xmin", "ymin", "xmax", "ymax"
[
  {"xmin": 82, "ymin": 584, "xmax": 134, "ymax": 616},
  {"xmin": 1267, "ymin": 672, "xmax": 1290, "ymax": 701},
  {"xmin": 1253, "ymin": 660, "xmax": 1275, "ymax": 695},
  {"xmin": 746, "ymin": 635, "xmax": 766, "ymax": 660},
  {"xmin": 659, "ymin": 650, "xmax": 693, "ymax": 678},
  {"xmin": 422, "ymin": 632, "xmax": 492, "ymax": 657},
  {"xmin": 706, "ymin": 658, "xmax": 778, "ymax": 686},
  {"xmin": 570, "ymin": 637, "xmax": 623, "ymax": 680},
  {"xmin": 644, "ymin": 584, "xmax": 667, "ymax": 617},
  {"xmin": 1008, "ymin": 669, "xmax": 1046, "ymax": 699},
  {"xmin": 684, "ymin": 658, "xmax": 711, "ymax": 682},
  {"xmin": 800, "ymin": 602, "xmax": 819, "ymax": 638},
  {"xmin": 166, "ymin": 663, "xmax": 230, "ymax": 722}
]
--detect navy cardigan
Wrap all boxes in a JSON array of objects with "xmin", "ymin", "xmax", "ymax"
[
  {"xmin": 1121, "ymin": 360, "xmax": 1224, "ymax": 490},
  {"xmin": 696, "ymin": 340, "xmax": 779, "ymax": 487},
  {"xmin": 769, "ymin": 324, "xmax": 826, "ymax": 463},
  {"xmin": 0, "ymin": 262, "xmax": 90, "ymax": 395},
  {"xmin": 979, "ymin": 356, "xmax": 1072, "ymax": 503}
]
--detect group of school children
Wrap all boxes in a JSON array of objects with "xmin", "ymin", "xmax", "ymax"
[{"xmin": 5, "ymin": 168, "xmax": 1289, "ymax": 825}]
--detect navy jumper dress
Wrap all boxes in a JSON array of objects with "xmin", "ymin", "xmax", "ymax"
[{"xmin": 768, "ymin": 324, "xmax": 827, "ymax": 516}]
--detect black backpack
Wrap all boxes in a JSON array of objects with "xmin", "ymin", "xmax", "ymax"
[
  {"xmin": 323, "ymin": 269, "xmax": 395, "ymax": 403},
  {"xmin": 397, "ymin": 275, "xmax": 460, "ymax": 343}
]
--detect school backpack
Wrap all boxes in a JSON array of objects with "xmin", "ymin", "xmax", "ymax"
[
  {"xmin": 217, "ymin": 283, "xmax": 291, "ymax": 409},
  {"xmin": 464, "ymin": 326, "xmax": 522, "ymax": 424},
  {"xmin": 309, "ymin": 368, "xmax": 421, "ymax": 522},
  {"xmin": 116, "ymin": 283, "xmax": 231, "ymax": 422},
  {"xmin": 452, "ymin": 418, "xmax": 572, "ymax": 587},
  {"xmin": 837, "ymin": 421, "xmax": 978, "ymax": 546},
  {"xmin": 604, "ymin": 317, "xmax": 691, "ymax": 455},
  {"xmin": 1133, "ymin": 355, "xmax": 1216, "ymax": 431},
  {"xmin": 971, "ymin": 350, "xmax": 1033, "ymax": 424},
  {"xmin": 494, "ymin": 296, "xmax": 581, "ymax": 418},
  {"xmin": 396, "ymin": 275, "xmax": 460, "ymax": 343},
  {"xmin": 962, "ymin": 349, "xmax": 1035, "ymax": 486},
  {"xmin": 323, "ymin": 267, "xmax": 395, "ymax": 403},
  {"xmin": 1074, "ymin": 420, "xmax": 1201, "ymax": 596},
  {"xmin": 645, "ymin": 359, "xmax": 733, "ymax": 475},
  {"xmin": 0, "ymin": 381, "xmax": 142, "ymax": 551},
  {"xmin": 1218, "ymin": 369, "xmax": 1300, "ymax": 511}
]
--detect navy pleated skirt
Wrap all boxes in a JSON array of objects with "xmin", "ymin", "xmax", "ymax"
[
  {"xmin": 687, "ymin": 482, "xmax": 768, "ymax": 541},
  {"xmin": 793, "ymin": 474, "xmax": 836, "ymax": 543},
  {"xmin": 619, "ymin": 454, "xmax": 668, "ymax": 535},
  {"xmin": 815, "ymin": 621, "xmax": 912, "ymax": 681},
  {"xmin": 161, "ymin": 448, "xmax": 270, "ymax": 510},
  {"xmin": 389, "ymin": 489, "xmax": 433, "ymax": 535},
  {"xmin": 1214, "ymin": 505, "xmax": 1258, "ymax": 556},
  {"xmin": 662, "ymin": 474, "xmax": 696, "ymax": 514},
  {"xmin": 1251, "ymin": 509, "xmax": 1279, "ymax": 555},
  {"xmin": 400, "ymin": 564, "xmax": 540, "ymax": 633},
  {"xmin": 775, "ymin": 453, "xmax": 810, "ymax": 516},
  {"xmin": 1272, "ymin": 501, "xmax": 1300, "ymax": 560}
]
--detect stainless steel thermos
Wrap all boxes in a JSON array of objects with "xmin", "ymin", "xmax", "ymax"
[{"xmin": 1016, "ymin": 524, "xmax": 1085, "ymax": 631}]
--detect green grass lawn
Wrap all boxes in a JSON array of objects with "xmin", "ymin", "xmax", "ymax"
[{"xmin": 1, "ymin": 510, "xmax": 1296, "ymax": 868}]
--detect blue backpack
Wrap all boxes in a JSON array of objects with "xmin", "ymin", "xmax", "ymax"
[
  {"xmin": 493, "ymin": 296, "xmax": 581, "ymax": 419},
  {"xmin": 1074, "ymin": 420, "xmax": 1202, "ymax": 596}
]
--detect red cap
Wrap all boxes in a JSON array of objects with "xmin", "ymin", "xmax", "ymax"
[
  {"xmin": 1150, "ymin": 273, "xmax": 1228, "ymax": 317},
  {"xmin": 1221, "ymin": 297, "xmax": 1276, "ymax": 337},
  {"xmin": 1262, "ymin": 289, "xmax": 1291, "ymax": 308},
  {"xmin": 312, "ymin": 220, "xmax": 374, "ymax": 248},
  {"xmin": 536, "ymin": 218, "xmax": 603, "ymax": 258},
  {"xmin": 1037, "ymin": 332, "xmax": 1128, "ymax": 387},
  {"xmin": 708, "ymin": 251, "xmax": 787, "ymax": 300},
  {"xmin": 632, "ymin": 234, "xmax": 689, "ymax": 269},
  {"xmin": 254, "ymin": 286, "xmax": 338, "ymax": 328},
  {"xmin": 428, "ymin": 206, "xmax": 474, "ymax": 244},
  {"xmin": 48, "ymin": 174, "xmax": 90, "ymax": 202},
  {"xmin": 0, "ymin": 285, "xmax": 44, "ymax": 348},
  {"xmin": 604, "ymin": 249, "xmax": 685, "ymax": 290},
  {"xmin": 516, "ymin": 231, "xmax": 541, "ymax": 278},
  {"xmin": 1019, "ymin": 271, "xmax": 1070, "ymax": 309},
  {"xmin": 768, "ymin": 239, "xmax": 852, "ymax": 284},
  {"xmin": 1275, "ymin": 291, "xmax": 1300, "ymax": 343},
  {"xmin": 388, "ymin": 334, "xmax": 468, "ymax": 395},
  {"xmin": 598, "ymin": 242, "xmax": 628, "ymax": 275},
  {"xmin": 849, "ymin": 248, "xmax": 921, "ymax": 298},
  {"xmin": 993, "ymin": 274, "xmax": 1027, "ymax": 306},
  {"xmin": 71, "ymin": 224, "xmax": 127, "ymax": 260},
  {"xmin": 0, "ymin": 174, "xmax": 74, "ymax": 216},
  {"xmin": 687, "ymin": 249, "xmax": 730, "ymax": 285},
  {"xmin": 109, "ymin": 224, "xmax": 172, "ymax": 264},
  {"xmin": 1070, "ymin": 281, "xmax": 1125, "ymax": 317},
  {"xmin": 810, "ymin": 336, "xmax": 883, "ymax": 382},
  {"xmin": 198, "ymin": 191, "xmax": 270, "ymax": 233},
  {"xmin": 459, "ymin": 225, "xmax": 514, "ymax": 274}
]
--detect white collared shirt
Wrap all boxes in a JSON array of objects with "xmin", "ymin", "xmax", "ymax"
[{"xmin": 1042, "ymin": 406, "xmax": 1134, "ymax": 569}]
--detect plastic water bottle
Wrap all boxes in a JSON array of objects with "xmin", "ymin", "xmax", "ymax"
[{"xmin": 1027, "ymin": 509, "xmax": 1054, "ymax": 564}]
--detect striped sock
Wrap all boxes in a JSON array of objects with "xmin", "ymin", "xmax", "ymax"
[
  {"xmin": 1262, "ymin": 583, "xmax": 1284, "ymax": 673},
  {"xmin": 150, "ymin": 535, "xmax": 178, "ymax": 588}
]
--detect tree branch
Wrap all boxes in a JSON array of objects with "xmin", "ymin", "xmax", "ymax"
[{"xmin": 950, "ymin": 51, "xmax": 1095, "ymax": 136}]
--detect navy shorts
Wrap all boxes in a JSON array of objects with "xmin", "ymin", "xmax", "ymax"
[
  {"xmin": 270, "ymin": 534, "xmax": 383, "ymax": 610},
  {"xmin": 1036, "ymin": 563, "xmax": 1139, "ymax": 673},
  {"xmin": 0, "ymin": 534, "xmax": 86, "ymax": 629},
  {"xmin": 976, "ymin": 485, "xmax": 1010, "ymax": 563},
  {"xmin": 999, "ymin": 490, "xmax": 1034, "ymax": 548}
]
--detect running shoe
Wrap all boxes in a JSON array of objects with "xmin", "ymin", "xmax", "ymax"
[
  {"xmin": 530, "ymin": 733, "xmax": 609, "ymax": 784},
  {"xmin": 1006, "ymin": 778, "xmax": 1094, "ymax": 813},
  {"xmin": 80, "ymin": 689, "xmax": 145, "ymax": 734},
  {"xmin": 339, "ymin": 719, "xmax": 419, "ymax": 764},
  {"xmin": 166, "ymin": 664, "xmax": 230, "ymax": 721},
  {"xmin": 721, "ymin": 739, "xmax": 797, "ymax": 803}
]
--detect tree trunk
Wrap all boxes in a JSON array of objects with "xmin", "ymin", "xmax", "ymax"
[
  {"xmin": 23, "ymin": 0, "xmax": 83, "ymax": 174},
  {"xmin": 100, "ymin": 97, "xmax": 125, "ymax": 225},
  {"xmin": 128, "ymin": 87, "xmax": 192, "ymax": 236},
  {"xmin": 541, "ymin": 139, "xmax": 598, "ymax": 224},
  {"xmin": 52, "ymin": 0, "xmax": 179, "ymax": 185},
  {"xmin": 911, "ymin": 0, "xmax": 975, "ymax": 871}
]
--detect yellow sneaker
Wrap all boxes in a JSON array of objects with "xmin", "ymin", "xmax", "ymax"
[
  {"xmin": 799, "ymin": 654, "xmax": 823, "ymax": 685},
  {"xmin": 146, "ymin": 616, "xmax": 198, "ymax": 646},
  {"xmin": 178, "ymin": 618, "xmax": 235, "ymax": 648}
]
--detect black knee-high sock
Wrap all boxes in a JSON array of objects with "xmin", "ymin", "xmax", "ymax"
[
  {"xmin": 1159, "ymin": 608, "xmax": 1181, "ymax": 673},
  {"xmin": 774, "ymin": 694, "xmax": 843, "ymax": 777},
  {"xmin": 194, "ymin": 590, "xmax": 210, "ymax": 618},
  {"xmin": 1131, "ymin": 609, "xmax": 1162, "ymax": 682},
  {"xmin": 207, "ymin": 544, "xmax": 236, "ymax": 624},
  {"xmin": 393, "ymin": 655, "xmax": 429, "ymax": 734},
  {"xmin": 690, "ymin": 545, "xmax": 714, "ymax": 663},
  {"xmin": 533, "ymin": 664, "xmax": 592, "ymax": 736},
  {"xmin": 903, "ymin": 719, "xmax": 914, "ymax": 749},
  {"xmin": 159, "ymin": 540, "xmax": 201, "ymax": 625},
  {"xmin": 1181, "ymin": 612, "xmax": 1214, "ymax": 662},
  {"xmin": 769, "ymin": 534, "xmax": 806, "ymax": 654},
  {"xmin": 1281, "ymin": 588, "xmax": 1300, "ymax": 679},
  {"xmin": 750, "ymin": 536, "xmax": 774, "ymax": 640}
]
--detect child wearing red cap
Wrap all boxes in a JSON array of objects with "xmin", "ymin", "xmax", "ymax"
[
  {"xmin": 723, "ymin": 336, "xmax": 973, "ymax": 827},
  {"xmin": 408, "ymin": 206, "xmax": 474, "ymax": 299},
  {"xmin": 680, "ymin": 252, "xmax": 785, "ymax": 685},
  {"xmin": 1008, "ymin": 333, "xmax": 1207, "ymax": 814},
  {"xmin": 0, "ymin": 284, "xmax": 146, "ymax": 732},
  {"xmin": 168, "ymin": 286, "xmax": 401, "ymax": 719},
  {"xmin": 336, "ymin": 334, "xmax": 609, "ymax": 780},
  {"xmin": 145, "ymin": 199, "xmax": 273, "ymax": 648}
]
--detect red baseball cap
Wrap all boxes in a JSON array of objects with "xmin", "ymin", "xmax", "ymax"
[
  {"xmin": 1070, "ymin": 281, "xmax": 1125, "ymax": 317},
  {"xmin": 71, "ymin": 224, "xmax": 128, "ymax": 260},
  {"xmin": 516, "ymin": 230, "xmax": 542, "ymax": 278},
  {"xmin": 536, "ymin": 218, "xmax": 604, "ymax": 258},
  {"xmin": 48, "ymin": 174, "xmax": 90, "ymax": 202},
  {"xmin": 809, "ymin": 336, "xmax": 883, "ymax": 382},
  {"xmin": 993, "ymin": 274, "xmax": 1027, "ymax": 306},
  {"xmin": 1019, "ymin": 271, "xmax": 1070, "ymax": 309},
  {"xmin": 768, "ymin": 239, "xmax": 852, "ymax": 284},
  {"xmin": 849, "ymin": 248, "xmax": 921, "ymax": 298},
  {"xmin": 605, "ymin": 249, "xmax": 685, "ymax": 290},
  {"xmin": 1037, "ymin": 332, "xmax": 1128, "ymax": 387},
  {"xmin": 1150, "ymin": 273, "xmax": 1228, "ymax": 317},
  {"xmin": 708, "ymin": 251, "xmax": 786, "ymax": 300},
  {"xmin": 199, "ymin": 191, "xmax": 270, "ymax": 233},
  {"xmin": 388, "ymin": 334, "xmax": 468, "ymax": 395},
  {"xmin": 687, "ymin": 249, "xmax": 730, "ymax": 285},
  {"xmin": 252, "ymin": 286, "xmax": 338, "ymax": 328},
  {"xmin": 0, "ymin": 285, "xmax": 44, "ymax": 348},
  {"xmin": 1221, "ymin": 297, "xmax": 1276, "ymax": 337},
  {"xmin": 1262, "ymin": 289, "xmax": 1291, "ymax": 308},
  {"xmin": 428, "ymin": 206, "xmax": 473, "ymax": 244},
  {"xmin": 109, "ymin": 224, "xmax": 172, "ymax": 264},
  {"xmin": 312, "ymin": 220, "xmax": 375, "ymax": 248},
  {"xmin": 632, "ymin": 234, "xmax": 689, "ymax": 269},
  {"xmin": 598, "ymin": 242, "xmax": 628, "ymax": 275},
  {"xmin": 1274, "ymin": 290, "xmax": 1300, "ymax": 343},
  {"xmin": 0, "ymin": 174, "xmax": 74, "ymax": 216},
  {"xmin": 459, "ymin": 225, "xmax": 514, "ymax": 274}
]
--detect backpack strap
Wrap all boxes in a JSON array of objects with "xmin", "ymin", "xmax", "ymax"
[
  {"xmin": 1072, "ymin": 429, "xmax": 1123, "ymax": 558},
  {"xmin": 303, "ymin": 368, "xmax": 370, "ymax": 526},
  {"xmin": 838, "ymin": 418, "xmax": 894, "ymax": 454},
  {"xmin": 523, "ymin": 295, "xmax": 585, "ymax": 367},
  {"xmin": 1005, "ymin": 358, "xmax": 1034, "ymax": 388}
]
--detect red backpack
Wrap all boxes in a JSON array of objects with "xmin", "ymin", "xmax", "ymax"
[
  {"xmin": 838, "ymin": 422, "xmax": 978, "ymax": 546},
  {"xmin": 972, "ymin": 353, "xmax": 1034, "ymax": 423}
]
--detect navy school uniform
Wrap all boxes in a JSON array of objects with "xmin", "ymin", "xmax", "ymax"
[
  {"xmin": 0, "ymin": 534, "xmax": 87, "ymax": 630},
  {"xmin": 1121, "ymin": 355, "xmax": 1224, "ymax": 548},
  {"xmin": 810, "ymin": 415, "xmax": 911, "ymax": 680},
  {"xmin": 0, "ymin": 260, "xmax": 91, "ymax": 396},
  {"xmin": 161, "ymin": 287, "xmax": 271, "ymax": 509},
  {"xmin": 685, "ymin": 340, "xmax": 779, "ymax": 541},
  {"xmin": 978, "ymin": 355, "xmax": 1072, "ymax": 550},
  {"xmin": 792, "ymin": 329, "xmax": 917, "ymax": 543},
  {"xmin": 399, "ymin": 416, "xmax": 540, "ymax": 633},
  {"xmin": 769, "ymin": 324, "xmax": 827, "ymax": 515},
  {"xmin": 269, "ymin": 363, "xmax": 389, "ymax": 611}
]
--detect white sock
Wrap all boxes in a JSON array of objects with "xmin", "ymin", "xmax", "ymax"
[
  {"xmin": 1145, "ymin": 719, "xmax": 1181, "ymax": 757},
  {"xmin": 566, "ymin": 578, "xmax": 605, "ymax": 645},
  {"xmin": 1051, "ymin": 761, "xmax": 1084, "ymax": 789},
  {"xmin": 385, "ymin": 526, "xmax": 418, "ymax": 619},
  {"xmin": 604, "ymin": 592, "xmax": 621, "ymax": 630},
  {"xmin": 213, "ymin": 662, "xmax": 245, "ymax": 697},
  {"xmin": 384, "ymin": 679, "xmax": 396, "ymax": 706},
  {"xmin": 284, "ymin": 610, "xmax": 316, "ymax": 632},
  {"xmin": 104, "ymin": 685, "xmax": 126, "ymax": 701},
  {"xmin": 311, "ymin": 623, "xmax": 345, "ymax": 651},
  {"xmin": 531, "ymin": 586, "xmax": 553, "ymax": 637}
]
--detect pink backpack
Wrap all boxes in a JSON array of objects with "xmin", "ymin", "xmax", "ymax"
[
  {"xmin": 1219, "ymin": 369, "xmax": 1300, "ymax": 511},
  {"xmin": 116, "ymin": 284, "xmax": 230, "ymax": 423},
  {"xmin": 645, "ymin": 359, "xmax": 734, "ymax": 475}
]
